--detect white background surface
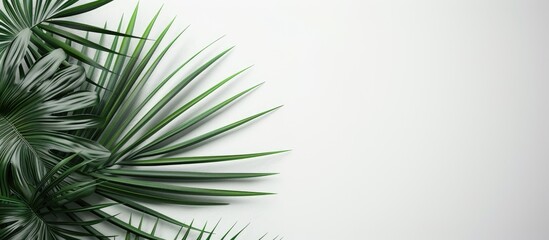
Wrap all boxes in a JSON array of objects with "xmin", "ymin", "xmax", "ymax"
[{"xmin": 74, "ymin": 0, "xmax": 549, "ymax": 239}]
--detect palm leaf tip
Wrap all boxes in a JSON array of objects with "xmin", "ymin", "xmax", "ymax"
[
  {"xmin": 0, "ymin": 1, "xmax": 285, "ymax": 238},
  {"xmin": 0, "ymin": 0, "xmax": 136, "ymax": 69},
  {"xmin": 119, "ymin": 150, "xmax": 289, "ymax": 166}
]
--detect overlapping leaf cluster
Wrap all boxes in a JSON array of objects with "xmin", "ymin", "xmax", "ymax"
[{"xmin": 0, "ymin": 1, "xmax": 283, "ymax": 239}]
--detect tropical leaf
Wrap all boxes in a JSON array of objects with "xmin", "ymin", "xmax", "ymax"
[
  {"xmin": 121, "ymin": 218, "xmax": 275, "ymax": 240},
  {"xmin": 0, "ymin": 31, "xmax": 108, "ymax": 200},
  {"xmin": 0, "ymin": 0, "xmax": 134, "ymax": 70},
  {"xmin": 0, "ymin": 155, "xmax": 113, "ymax": 240},
  {"xmin": 0, "ymin": 1, "xmax": 285, "ymax": 239},
  {"xmin": 63, "ymin": 4, "xmax": 285, "ymax": 238}
]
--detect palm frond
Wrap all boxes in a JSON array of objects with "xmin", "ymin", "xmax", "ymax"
[
  {"xmin": 0, "ymin": 1, "xmax": 285, "ymax": 239},
  {"xmin": 0, "ymin": 0, "xmax": 134, "ymax": 70},
  {"xmin": 0, "ymin": 30, "xmax": 108, "ymax": 200},
  {"xmin": 0, "ymin": 154, "xmax": 113, "ymax": 240},
  {"xmin": 121, "ymin": 218, "xmax": 272, "ymax": 240},
  {"xmin": 41, "ymin": 5, "xmax": 285, "ymax": 237}
]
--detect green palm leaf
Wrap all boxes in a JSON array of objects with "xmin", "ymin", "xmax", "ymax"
[
  {"xmin": 0, "ymin": 1, "xmax": 285, "ymax": 239},
  {"xmin": 0, "ymin": 0, "xmax": 135, "ymax": 71},
  {"xmin": 69, "ymin": 5, "xmax": 285, "ymax": 238},
  {"xmin": 0, "ymin": 29, "xmax": 108, "ymax": 200},
  {"xmin": 0, "ymin": 154, "xmax": 113, "ymax": 239}
]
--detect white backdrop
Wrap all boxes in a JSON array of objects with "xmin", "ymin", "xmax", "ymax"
[{"xmin": 72, "ymin": 0, "xmax": 549, "ymax": 239}]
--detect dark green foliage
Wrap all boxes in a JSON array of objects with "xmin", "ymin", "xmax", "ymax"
[
  {"xmin": 0, "ymin": 0, "xmax": 136, "ymax": 70},
  {"xmin": 0, "ymin": 0, "xmax": 284, "ymax": 239}
]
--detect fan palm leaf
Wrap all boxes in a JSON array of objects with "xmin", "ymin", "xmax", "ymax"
[
  {"xmin": 0, "ymin": 1, "xmax": 285, "ymax": 239},
  {"xmin": 0, "ymin": 0, "xmax": 135, "ymax": 71},
  {"xmin": 0, "ymin": 28, "xmax": 108, "ymax": 200},
  {"xmin": 0, "ymin": 154, "xmax": 115, "ymax": 240},
  {"xmin": 64, "ymin": 6, "xmax": 285, "ymax": 237}
]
